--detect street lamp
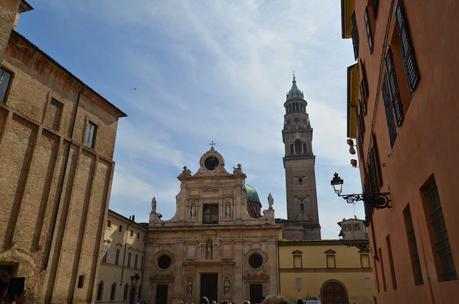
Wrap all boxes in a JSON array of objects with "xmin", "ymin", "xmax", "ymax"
[{"xmin": 330, "ymin": 172, "xmax": 391, "ymax": 209}]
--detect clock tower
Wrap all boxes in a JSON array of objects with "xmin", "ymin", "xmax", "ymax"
[{"xmin": 281, "ymin": 75, "xmax": 321, "ymax": 240}]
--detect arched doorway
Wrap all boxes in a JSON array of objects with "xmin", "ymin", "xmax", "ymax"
[{"xmin": 320, "ymin": 280, "xmax": 348, "ymax": 304}]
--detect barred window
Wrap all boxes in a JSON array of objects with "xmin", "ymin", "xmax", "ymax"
[
  {"xmin": 403, "ymin": 205, "xmax": 424, "ymax": 285},
  {"xmin": 381, "ymin": 74, "xmax": 397, "ymax": 148},
  {"xmin": 385, "ymin": 48, "xmax": 404, "ymax": 126},
  {"xmin": 421, "ymin": 177, "xmax": 457, "ymax": 281},
  {"xmin": 396, "ymin": 0, "xmax": 419, "ymax": 92},
  {"xmin": 364, "ymin": 7, "xmax": 373, "ymax": 53},
  {"xmin": 351, "ymin": 12, "xmax": 359, "ymax": 59}
]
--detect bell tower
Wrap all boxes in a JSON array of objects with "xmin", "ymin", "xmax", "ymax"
[{"xmin": 282, "ymin": 75, "xmax": 321, "ymax": 240}]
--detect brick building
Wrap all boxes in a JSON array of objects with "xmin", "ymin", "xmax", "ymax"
[
  {"xmin": 0, "ymin": 0, "xmax": 126, "ymax": 302},
  {"xmin": 341, "ymin": 0, "xmax": 459, "ymax": 303}
]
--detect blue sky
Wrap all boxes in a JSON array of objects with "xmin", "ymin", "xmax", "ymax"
[{"xmin": 18, "ymin": 0, "xmax": 364, "ymax": 239}]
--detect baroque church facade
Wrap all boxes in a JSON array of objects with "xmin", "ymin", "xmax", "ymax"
[
  {"xmin": 141, "ymin": 78, "xmax": 321, "ymax": 303},
  {"xmin": 144, "ymin": 147, "xmax": 282, "ymax": 303}
]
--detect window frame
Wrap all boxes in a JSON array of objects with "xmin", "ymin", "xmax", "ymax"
[
  {"xmin": 351, "ymin": 12, "xmax": 360, "ymax": 59},
  {"xmin": 421, "ymin": 176, "xmax": 457, "ymax": 281},
  {"xmin": 364, "ymin": 6, "xmax": 374, "ymax": 53},
  {"xmin": 0, "ymin": 66, "xmax": 13, "ymax": 104},
  {"xmin": 83, "ymin": 120, "xmax": 97, "ymax": 149},
  {"xmin": 403, "ymin": 205, "xmax": 424, "ymax": 285},
  {"xmin": 395, "ymin": 0, "xmax": 419, "ymax": 93},
  {"xmin": 202, "ymin": 203, "xmax": 219, "ymax": 224}
]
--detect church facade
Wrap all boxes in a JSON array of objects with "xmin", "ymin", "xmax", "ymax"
[{"xmin": 143, "ymin": 147, "xmax": 282, "ymax": 304}]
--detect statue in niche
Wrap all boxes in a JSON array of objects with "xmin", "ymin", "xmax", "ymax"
[
  {"xmin": 225, "ymin": 202, "xmax": 231, "ymax": 217},
  {"xmin": 186, "ymin": 277, "xmax": 193, "ymax": 295},
  {"xmin": 151, "ymin": 197, "xmax": 157, "ymax": 213},
  {"xmin": 205, "ymin": 240, "xmax": 213, "ymax": 259},
  {"xmin": 224, "ymin": 277, "xmax": 231, "ymax": 295},
  {"xmin": 268, "ymin": 193, "xmax": 274, "ymax": 210},
  {"xmin": 190, "ymin": 203, "xmax": 196, "ymax": 218}
]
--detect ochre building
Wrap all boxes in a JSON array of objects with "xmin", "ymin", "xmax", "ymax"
[
  {"xmin": 279, "ymin": 240, "xmax": 374, "ymax": 304},
  {"xmin": 144, "ymin": 147, "xmax": 282, "ymax": 304},
  {"xmin": 0, "ymin": 1, "xmax": 126, "ymax": 302},
  {"xmin": 342, "ymin": 0, "xmax": 459, "ymax": 303},
  {"xmin": 96, "ymin": 210, "xmax": 147, "ymax": 303}
]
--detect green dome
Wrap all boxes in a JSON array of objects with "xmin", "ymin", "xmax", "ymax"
[
  {"xmin": 243, "ymin": 184, "xmax": 260, "ymax": 203},
  {"xmin": 286, "ymin": 75, "xmax": 304, "ymax": 101}
]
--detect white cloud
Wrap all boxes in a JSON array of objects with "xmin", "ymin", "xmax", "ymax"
[{"xmin": 29, "ymin": 0, "xmax": 360, "ymax": 238}]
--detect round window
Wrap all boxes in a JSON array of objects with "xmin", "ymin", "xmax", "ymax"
[
  {"xmin": 248, "ymin": 253, "xmax": 263, "ymax": 269},
  {"xmin": 158, "ymin": 254, "xmax": 171, "ymax": 269},
  {"xmin": 204, "ymin": 156, "xmax": 219, "ymax": 170}
]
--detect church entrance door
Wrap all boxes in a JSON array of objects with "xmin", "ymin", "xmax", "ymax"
[
  {"xmin": 200, "ymin": 273, "xmax": 218, "ymax": 302},
  {"xmin": 155, "ymin": 284, "xmax": 168, "ymax": 304},
  {"xmin": 321, "ymin": 281, "xmax": 348, "ymax": 304},
  {"xmin": 250, "ymin": 284, "xmax": 263, "ymax": 304}
]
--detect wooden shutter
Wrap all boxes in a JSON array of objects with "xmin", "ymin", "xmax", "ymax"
[
  {"xmin": 396, "ymin": 0, "xmax": 419, "ymax": 92},
  {"xmin": 352, "ymin": 12, "xmax": 359, "ymax": 59},
  {"xmin": 385, "ymin": 48, "xmax": 404, "ymax": 126},
  {"xmin": 364, "ymin": 7, "xmax": 373, "ymax": 53},
  {"xmin": 382, "ymin": 74, "xmax": 397, "ymax": 147}
]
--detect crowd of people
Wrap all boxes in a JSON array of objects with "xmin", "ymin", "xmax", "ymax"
[{"xmin": 199, "ymin": 295, "xmax": 291, "ymax": 304}]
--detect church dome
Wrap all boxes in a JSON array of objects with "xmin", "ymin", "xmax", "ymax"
[
  {"xmin": 286, "ymin": 75, "xmax": 304, "ymax": 101},
  {"xmin": 243, "ymin": 184, "xmax": 260, "ymax": 203}
]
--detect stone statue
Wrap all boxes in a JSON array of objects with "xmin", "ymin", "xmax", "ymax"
[
  {"xmin": 225, "ymin": 202, "xmax": 231, "ymax": 217},
  {"xmin": 205, "ymin": 240, "xmax": 213, "ymax": 259},
  {"xmin": 151, "ymin": 197, "xmax": 157, "ymax": 213},
  {"xmin": 268, "ymin": 193, "xmax": 274, "ymax": 210},
  {"xmin": 190, "ymin": 204, "xmax": 196, "ymax": 218},
  {"xmin": 224, "ymin": 277, "xmax": 231, "ymax": 294},
  {"xmin": 186, "ymin": 277, "xmax": 193, "ymax": 295}
]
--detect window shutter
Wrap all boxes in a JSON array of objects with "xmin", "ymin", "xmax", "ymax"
[
  {"xmin": 359, "ymin": 60, "xmax": 369, "ymax": 115},
  {"xmin": 364, "ymin": 7, "xmax": 373, "ymax": 53},
  {"xmin": 352, "ymin": 12, "xmax": 359, "ymax": 59},
  {"xmin": 357, "ymin": 106, "xmax": 365, "ymax": 161},
  {"xmin": 385, "ymin": 48, "xmax": 404, "ymax": 126},
  {"xmin": 382, "ymin": 74, "xmax": 398, "ymax": 147},
  {"xmin": 396, "ymin": 0, "xmax": 419, "ymax": 92}
]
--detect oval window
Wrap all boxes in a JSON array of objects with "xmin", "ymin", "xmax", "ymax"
[
  {"xmin": 158, "ymin": 254, "xmax": 172, "ymax": 269},
  {"xmin": 248, "ymin": 253, "xmax": 263, "ymax": 269}
]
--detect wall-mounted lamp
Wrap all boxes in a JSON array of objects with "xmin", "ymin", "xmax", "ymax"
[{"xmin": 330, "ymin": 172, "xmax": 391, "ymax": 209}]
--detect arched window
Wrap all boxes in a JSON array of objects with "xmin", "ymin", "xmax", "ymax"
[
  {"xmin": 110, "ymin": 282, "xmax": 116, "ymax": 300},
  {"xmin": 290, "ymin": 144, "xmax": 294, "ymax": 155},
  {"xmin": 123, "ymin": 283, "xmax": 129, "ymax": 300},
  {"xmin": 294, "ymin": 140, "xmax": 302, "ymax": 155},
  {"xmin": 96, "ymin": 281, "xmax": 104, "ymax": 301},
  {"xmin": 302, "ymin": 143, "xmax": 307, "ymax": 154}
]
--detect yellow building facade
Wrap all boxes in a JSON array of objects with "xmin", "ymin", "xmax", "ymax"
[
  {"xmin": 96, "ymin": 210, "xmax": 147, "ymax": 303},
  {"xmin": 279, "ymin": 240, "xmax": 374, "ymax": 304}
]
